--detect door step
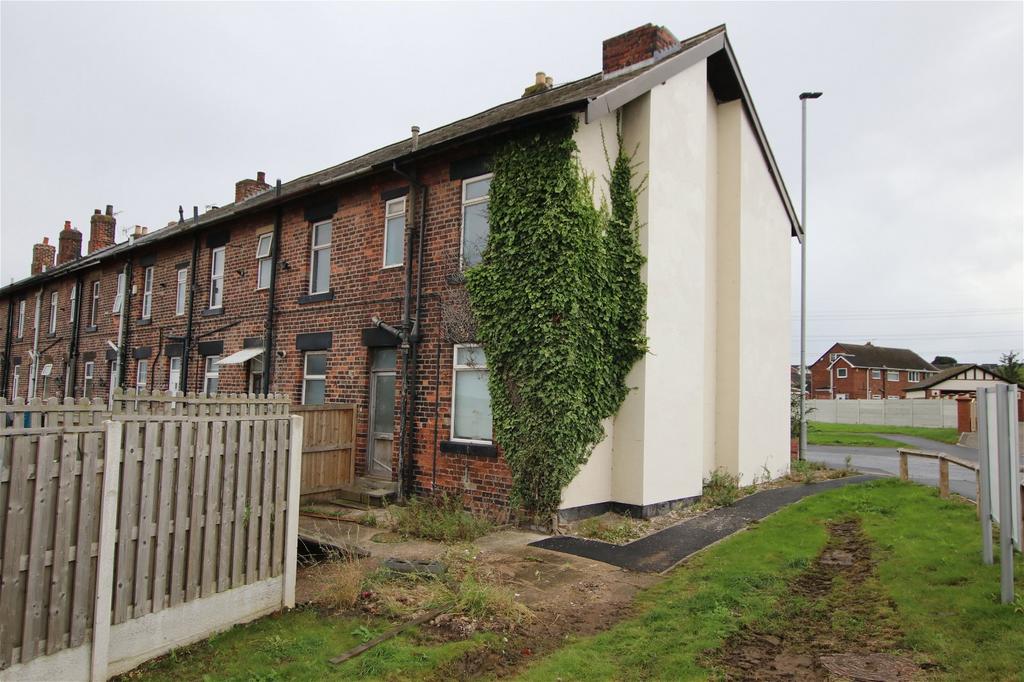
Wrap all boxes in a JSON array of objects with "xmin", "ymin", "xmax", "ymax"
[{"xmin": 334, "ymin": 477, "xmax": 398, "ymax": 508}]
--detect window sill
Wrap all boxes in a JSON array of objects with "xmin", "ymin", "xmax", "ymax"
[
  {"xmin": 136, "ymin": 318, "xmax": 152, "ymax": 326},
  {"xmin": 298, "ymin": 290, "xmax": 334, "ymax": 305},
  {"xmin": 381, "ymin": 264, "xmax": 404, "ymax": 271},
  {"xmin": 84, "ymin": 326, "xmax": 97, "ymax": 334},
  {"xmin": 439, "ymin": 440, "xmax": 497, "ymax": 458},
  {"xmin": 202, "ymin": 307, "xmax": 224, "ymax": 317},
  {"xmin": 46, "ymin": 332, "xmax": 57, "ymax": 339}
]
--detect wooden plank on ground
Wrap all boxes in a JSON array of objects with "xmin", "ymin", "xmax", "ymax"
[
  {"xmin": 169, "ymin": 420, "xmax": 192, "ymax": 607},
  {"xmin": 45, "ymin": 431, "xmax": 76, "ymax": 654},
  {"xmin": 185, "ymin": 419, "xmax": 208, "ymax": 602},
  {"xmin": 231, "ymin": 417, "xmax": 251, "ymax": 588},
  {"xmin": 20, "ymin": 432, "xmax": 56, "ymax": 663},
  {"xmin": 69, "ymin": 431, "xmax": 100, "ymax": 648},
  {"xmin": 201, "ymin": 421, "xmax": 224, "ymax": 597},
  {"xmin": 151, "ymin": 421, "xmax": 176, "ymax": 613},
  {"xmin": 0, "ymin": 436, "xmax": 34, "ymax": 667}
]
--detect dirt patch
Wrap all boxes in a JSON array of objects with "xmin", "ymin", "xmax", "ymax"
[{"xmin": 710, "ymin": 518, "xmax": 919, "ymax": 681}]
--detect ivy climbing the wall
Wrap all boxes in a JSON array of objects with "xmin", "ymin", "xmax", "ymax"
[{"xmin": 464, "ymin": 118, "xmax": 646, "ymax": 517}]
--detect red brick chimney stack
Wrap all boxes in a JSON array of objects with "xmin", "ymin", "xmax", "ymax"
[
  {"xmin": 57, "ymin": 219, "xmax": 83, "ymax": 265},
  {"xmin": 602, "ymin": 24, "xmax": 679, "ymax": 75},
  {"xmin": 31, "ymin": 237, "xmax": 57, "ymax": 275},
  {"xmin": 88, "ymin": 205, "xmax": 116, "ymax": 254},
  {"xmin": 234, "ymin": 170, "xmax": 271, "ymax": 203}
]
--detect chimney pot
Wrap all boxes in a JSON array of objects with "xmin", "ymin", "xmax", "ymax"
[
  {"xmin": 94, "ymin": 209, "xmax": 101, "ymax": 215},
  {"xmin": 545, "ymin": 75, "xmax": 553, "ymax": 87},
  {"xmin": 43, "ymin": 237, "xmax": 49, "ymax": 245},
  {"xmin": 64, "ymin": 220, "xmax": 71, "ymax": 230},
  {"xmin": 105, "ymin": 204, "xmax": 114, "ymax": 216},
  {"xmin": 411, "ymin": 125, "xmax": 420, "ymax": 150},
  {"xmin": 257, "ymin": 171, "xmax": 266, "ymax": 183},
  {"xmin": 535, "ymin": 71, "xmax": 546, "ymax": 85}
]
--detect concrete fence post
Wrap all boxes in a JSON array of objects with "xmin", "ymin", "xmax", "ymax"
[
  {"xmin": 91, "ymin": 420, "xmax": 123, "ymax": 681},
  {"xmin": 283, "ymin": 415, "xmax": 303, "ymax": 609}
]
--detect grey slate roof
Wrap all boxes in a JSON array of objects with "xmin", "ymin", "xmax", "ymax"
[
  {"xmin": 833, "ymin": 343, "xmax": 936, "ymax": 372},
  {"xmin": 3, "ymin": 23, "xmax": 799, "ymax": 298}
]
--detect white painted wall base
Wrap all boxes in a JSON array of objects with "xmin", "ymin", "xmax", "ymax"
[{"xmin": 2, "ymin": 577, "xmax": 284, "ymax": 681}]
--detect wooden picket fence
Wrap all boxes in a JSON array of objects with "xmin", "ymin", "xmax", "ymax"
[{"xmin": 0, "ymin": 391, "xmax": 302, "ymax": 680}]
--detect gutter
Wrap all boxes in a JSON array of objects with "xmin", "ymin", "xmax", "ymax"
[
  {"xmin": 262, "ymin": 180, "xmax": 284, "ymax": 394},
  {"xmin": 65, "ymin": 273, "xmax": 84, "ymax": 398}
]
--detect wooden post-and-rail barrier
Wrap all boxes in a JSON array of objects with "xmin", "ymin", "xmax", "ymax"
[{"xmin": 897, "ymin": 448, "xmax": 1024, "ymax": 523}]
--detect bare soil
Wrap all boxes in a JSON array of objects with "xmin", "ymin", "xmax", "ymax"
[{"xmin": 711, "ymin": 518, "xmax": 920, "ymax": 680}]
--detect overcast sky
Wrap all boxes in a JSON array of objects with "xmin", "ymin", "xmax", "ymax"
[{"xmin": 2, "ymin": 2, "xmax": 1021, "ymax": 366}]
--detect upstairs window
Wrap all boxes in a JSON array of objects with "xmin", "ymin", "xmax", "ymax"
[
  {"xmin": 383, "ymin": 198, "xmax": 405, "ymax": 268},
  {"xmin": 836, "ymin": 367, "xmax": 848, "ymax": 379},
  {"xmin": 461, "ymin": 174, "xmax": 492, "ymax": 267},
  {"xmin": 141, "ymin": 266, "xmax": 154, "ymax": 319},
  {"xmin": 452, "ymin": 344, "xmax": 492, "ymax": 442},
  {"xmin": 17, "ymin": 300, "xmax": 25, "ymax": 337},
  {"xmin": 112, "ymin": 272, "xmax": 126, "ymax": 313},
  {"xmin": 887, "ymin": 370, "xmax": 899, "ymax": 382},
  {"xmin": 175, "ymin": 268, "xmax": 187, "ymax": 316},
  {"xmin": 210, "ymin": 247, "xmax": 225, "ymax": 309},
  {"xmin": 256, "ymin": 233, "xmax": 273, "ymax": 290},
  {"xmin": 302, "ymin": 352, "xmax": 326, "ymax": 405},
  {"xmin": 908, "ymin": 371, "xmax": 921, "ymax": 383},
  {"xmin": 309, "ymin": 221, "xmax": 332, "ymax": 294},
  {"xmin": 90, "ymin": 281, "xmax": 100, "ymax": 327},
  {"xmin": 871, "ymin": 369, "xmax": 881, "ymax": 380},
  {"xmin": 48, "ymin": 291, "xmax": 58, "ymax": 334}
]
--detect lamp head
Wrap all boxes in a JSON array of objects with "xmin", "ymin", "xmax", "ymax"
[{"xmin": 800, "ymin": 92, "xmax": 823, "ymax": 100}]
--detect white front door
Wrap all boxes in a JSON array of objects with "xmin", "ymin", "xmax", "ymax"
[{"xmin": 168, "ymin": 357, "xmax": 182, "ymax": 395}]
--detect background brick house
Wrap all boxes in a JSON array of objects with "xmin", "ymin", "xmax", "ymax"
[
  {"xmin": 809, "ymin": 342, "xmax": 937, "ymax": 400},
  {"xmin": 1, "ymin": 23, "xmax": 800, "ymax": 518}
]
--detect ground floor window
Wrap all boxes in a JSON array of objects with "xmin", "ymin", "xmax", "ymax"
[
  {"xmin": 836, "ymin": 393, "xmax": 847, "ymax": 400},
  {"xmin": 168, "ymin": 357, "xmax": 182, "ymax": 395},
  {"xmin": 248, "ymin": 355, "xmax": 264, "ymax": 395},
  {"xmin": 204, "ymin": 356, "xmax": 220, "ymax": 395},
  {"xmin": 136, "ymin": 359, "xmax": 148, "ymax": 391},
  {"xmin": 83, "ymin": 361, "xmax": 94, "ymax": 397},
  {"xmin": 452, "ymin": 344, "xmax": 492, "ymax": 442},
  {"xmin": 302, "ymin": 352, "xmax": 326, "ymax": 405},
  {"xmin": 12, "ymin": 364, "xmax": 21, "ymax": 398}
]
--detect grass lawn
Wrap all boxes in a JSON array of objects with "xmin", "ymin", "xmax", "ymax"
[
  {"xmin": 807, "ymin": 421, "xmax": 960, "ymax": 448},
  {"xmin": 518, "ymin": 480, "xmax": 1023, "ymax": 681},
  {"xmin": 122, "ymin": 480, "xmax": 1023, "ymax": 681}
]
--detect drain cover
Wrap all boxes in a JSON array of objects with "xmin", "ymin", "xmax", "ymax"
[{"xmin": 819, "ymin": 653, "xmax": 918, "ymax": 681}]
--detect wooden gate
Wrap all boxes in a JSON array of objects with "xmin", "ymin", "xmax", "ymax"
[{"xmin": 289, "ymin": 404, "xmax": 355, "ymax": 497}]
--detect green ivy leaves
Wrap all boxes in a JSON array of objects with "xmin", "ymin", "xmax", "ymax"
[{"xmin": 465, "ymin": 119, "xmax": 647, "ymax": 517}]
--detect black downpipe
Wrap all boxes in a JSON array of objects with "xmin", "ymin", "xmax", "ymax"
[
  {"xmin": 65, "ymin": 273, "xmax": 84, "ymax": 398},
  {"xmin": 180, "ymin": 209, "xmax": 201, "ymax": 393},
  {"xmin": 262, "ymin": 180, "xmax": 283, "ymax": 395},
  {"xmin": 431, "ymin": 337, "xmax": 441, "ymax": 490},
  {"xmin": 405, "ymin": 183, "xmax": 429, "ymax": 495},
  {"xmin": 116, "ymin": 261, "xmax": 133, "ymax": 391},
  {"xmin": 0, "ymin": 300, "xmax": 13, "ymax": 398}
]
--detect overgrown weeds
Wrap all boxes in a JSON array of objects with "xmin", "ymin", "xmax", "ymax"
[
  {"xmin": 391, "ymin": 494, "xmax": 493, "ymax": 543},
  {"xmin": 703, "ymin": 468, "xmax": 740, "ymax": 507},
  {"xmin": 576, "ymin": 513, "xmax": 649, "ymax": 544},
  {"xmin": 305, "ymin": 551, "xmax": 367, "ymax": 611}
]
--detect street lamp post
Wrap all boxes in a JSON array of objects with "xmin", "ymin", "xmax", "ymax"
[{"xmin": 798, "ymin": 91, "xmax": 822, "ymax": 460}]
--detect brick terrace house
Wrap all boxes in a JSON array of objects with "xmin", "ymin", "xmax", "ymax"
[
  {"xmin": 809, "ymin": 342, "xmax": 937, "ymax": 400},
  {"xmin": 0, "ymin": 24, "xmax": 800, "ymax": 518}
]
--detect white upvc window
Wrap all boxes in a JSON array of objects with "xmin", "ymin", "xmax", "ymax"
[
  {"xmin": 872, "ymin": 394, "xmax": 882, "ymax": 400},
  {"xmin": 69, "ymin": 285, "xmax": 76, "ymax": 322},
  {"xmin": 383, "ymin": 197, "xmax": 405, "ymax": 268},
  {"xmin": 12, "ymin": 364, "xmax": 21, "ymax": 398},
  {"xmin": 256, "ymin": 233, "xmax": 273, "ymax": 290},
  {"xmin": 871, "ymin": 369, "xmax": 881, "ymax": 379},
  {"xmin": 887, "ymin": 396, "xmax": 900, "ymax": 400},
  {"xmin": 302, "ymin": 352, "xmax": 326, "ymax": 405},
  {"xmin": 112, "ymin": 272, "xmax": 126, "ymax": 313},
  {"xmin": 248, "ymin": 355, "xmax": 264, "ymax": 395},
  {"xmin": 17, "ymin": 300, "xmax": 25, "ymax": 337},
  {"xmin": 908, "ymin": 371, "xmax": 921, "ymax": 382},
  {"xmin": 136, "ymin": 358, "xmax": 148, "ymax": 391},
  {"xmin": 309, "ymin": 221, "xmax": 332, "ymax": 294},
  {"xmin": 836, "ymin": 393, "xmax": 847, "ymax": 400},
  {"xmin": 461, "ymin": 174, "xmax": 492, "ymax": 268},
  {"xmin": 48, "ymin": 291, "xmax": 58, "ymax": 334},
  {"xmin": 141, "ymin": 266, "xmax": 154, "ymax": 319},
  {"xmin": 836, "ymin": 367, "xmax": 848, "ymax": 379},
  {"xmin": 887, "ymin": 370, "xmax": 899, "ymax": 382},
  {"xmin": 204, "ymin": 356, "xmax": 220, "ymax": 395},
  {"xmin": 90, "ymin": 281, "xmax": 100, "ymax": 327},
  {"xmin": 168, "ymin": 356, "xmax": 182, "ymax": 395},
  {"xmin": 451, "ymin": 344, "xmax": 492, "ymax": 442},
  {"xmin": 175, "ymin": 268, "xmax": 188, "ymax": 316},
  {"xmin": 83, "ymin": 361, "xmax": 94, "ymax": 397},
  {"xmin": 210, "ymin": 247, "xmax": 225, "ymax": 309}
]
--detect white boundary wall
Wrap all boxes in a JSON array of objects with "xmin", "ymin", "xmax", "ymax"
[{"xmin": 807, "ymin": 399, "xmax": 957, "ymax": 429}]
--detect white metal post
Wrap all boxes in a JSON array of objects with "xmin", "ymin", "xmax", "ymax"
[
  {"xmin": 92, "ymin": 420, "xmax": 123, "ymax": 681},
  {"xmin": 798, "ymin": 97, "xmax": 808, "ymax": 459},
  {"xmin": 977, "ymin": 388, "xmax": 993, "ymax": 565},
  {"xmin": 995, "ymin": 385, "xmax": 1014, "ymax": 604},
  {"xmin": 283, "ymin": 414, "xmax": 303, "ymax": 609}
]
